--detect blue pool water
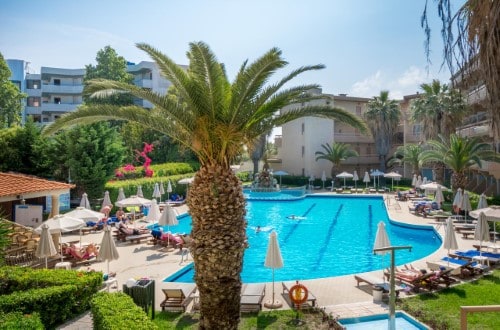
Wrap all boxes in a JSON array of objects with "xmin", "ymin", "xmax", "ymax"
[
  {"xmin": 339, "ymin": 311, "xmax": 429, "ymax": 329},
  {"xmin": 161, "ymin": 195, "xmax": 441, "ymax": 283}
]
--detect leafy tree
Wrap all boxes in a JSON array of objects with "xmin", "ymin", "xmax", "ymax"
[
  {"xmin": 0, "ymin": 52, "xmax": 26, "ymax": 128},
  {"xmin": 0, "ymin": 117, "xmax": 52, "ymax": 177},
  {"xmin": 420, "ymin": 134, "xmax": 500, "ymax": 191},
  {"xmin": 364, "ymin": 90, "xmax": 400, "ymax": 171},
  {"xmin": 43, "ymin": 41, "xmax": 367, "ymax": 329},
  {"xmin": 49, "ymin": 122, "xmax": 125, "ymax": 199},
  {"xmin": 315, "ymin": 142, "xmax": 358, "ymax": 177},
  {"xmin": 84, "ymin": 46, "xmax": 133, "ymax": 105},
  {"xmin": 389, "ymin": 143, "xmax": 424, "ymax": 177},
  {"xmin": 410, "ymin": 80, "xmax": 467, "ymax": 140},
  {"xmin": 422, "ymin": 1, "xmax": 500, "ymax": 143}
]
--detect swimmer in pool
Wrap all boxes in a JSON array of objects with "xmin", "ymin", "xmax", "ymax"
[{"xmin": 287, "ymin": 214, "xmax": 305, "ymax": 220}]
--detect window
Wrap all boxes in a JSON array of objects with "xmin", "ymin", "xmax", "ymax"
[
  {"xmin": 301, "ymin": 146, "xmax": 305, "ymax": 157},
  {"xmin": 301, "ymin": 123, "xmax": 305, "ymax": 134},
  {"xmin": 54, "ymin": 97, "xmax": 61, "ymax": 104},
  {"xmin": 54, "ymin": 79, "xmax": 61, "ymax": 85},
  {"xmin": 356, "ymin": 105, "xmax": 362, "ymax": 116}
]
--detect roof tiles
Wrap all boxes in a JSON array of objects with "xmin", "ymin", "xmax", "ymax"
[{"xmin": 0, "ymin": 172, "xmax": 75, "ymax": 198}]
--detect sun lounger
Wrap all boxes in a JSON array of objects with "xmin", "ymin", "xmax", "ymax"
[
  {"xmin": 451, "ymin": 250, "xmax": 499, "ymax": 265},
  {"xmin": 282, "ymin": 281, "xmax": 316, "ymax": 308},
  {"xmin": 354, "ymin": 273, "xmax": 403, "ymax": 297},
  {"xmin": 393, "ymin": 270, "xmax": 437, "ymax": 293},
  {"xmin": 240, "ymin": 283, "xmax": 266, "ymax": 312},
  {"xmin": 160, "ymin": 283, "xmax": 196, "ymax": 312},
  {"xmin": 125, "ymin": 233, "xmax": 152, "ymax": 244}
]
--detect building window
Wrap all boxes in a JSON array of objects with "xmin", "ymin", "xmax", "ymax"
[
  {"xmin": 301, "ymin": 123, "xmax": 305, "ymax": 134},
  {"xmin": 54, "ymin": 97, "xmax": 61, "ymax": 104},
  {"xmin": 54, "ymin": 79, "xmax": 61, "ymax": 86},
  {"xmin": 301, "ymin": 146, "xmax": 305, "ymax": 157},
  {"xmin": 356, "ymin": 105, "xmax": 362, "ymax": 116}
]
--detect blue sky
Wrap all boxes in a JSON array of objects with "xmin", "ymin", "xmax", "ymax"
[{"xmin": 1, "ymin": 0, "xmax": 460, "ymax": 100}]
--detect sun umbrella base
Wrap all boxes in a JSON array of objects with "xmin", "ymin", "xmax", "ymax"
[{"xmin": 264, "ymin": 300, "xmax": 283, "ymax": 309}]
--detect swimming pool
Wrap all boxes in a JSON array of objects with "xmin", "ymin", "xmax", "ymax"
[
  {"xmin": 339, "ymin": 311, "xmax": 430, "ymax": 329},
  {"xmin": 162, "ymin": 195, "xmax": 441, "ymax": 283}
]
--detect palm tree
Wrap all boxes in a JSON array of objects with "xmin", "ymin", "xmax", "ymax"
[
  {"xmin": 420, "ymin": 134, "xmax": 499, "ymax": 191},
  {"xmin": 410, "ymin": 80, "xmax": 467, "ymax": 140},
  {"xmin": 43, "ymin": 42, "xmax": 367, "ymax": 329},
  {"xmin": 422, "ymin": 1, "xmax": 500, "ymax": 143},
  {"xmin": 388, "ymin": 143, "xmax": 423, "ymax": 176},
  {"xmin": 315, "ymin": 142, "xmax": 358, "ymax": 178},
  {"xmin": 364, "ymin": 90, "xmax": 400, "ymax": 172},
  {"xmin": 411, "ymin": 80, "xmax": 468, "ymax": 182}
]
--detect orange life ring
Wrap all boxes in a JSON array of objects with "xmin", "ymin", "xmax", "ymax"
[{"xmin": 289, "ymin": 283, "xmax": 308, "ymax": 305}]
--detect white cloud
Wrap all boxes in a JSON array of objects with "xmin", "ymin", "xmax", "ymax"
[{"xmin": 349, "ymin": 66, "xmax": 449, "ymax": 100}]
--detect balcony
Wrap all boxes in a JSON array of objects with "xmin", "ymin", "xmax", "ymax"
[
  {"xmin": 41, "ymin": 103, "xmax": 81, "ymax": 113},
  {"xmin": 333, "ymin": 133, "xmax": 373, "ymax": 143},
  {"xmin": 133, "ymin": 79, "xmax": 153, "ymax": 88},
  {"xmin": 466, "ymin": 84, "xmax": 488, "ymax": 105},
  {"xmin": 42, "ymin": 84, "xmax": 84, "ymax": 94},
  {"xmin": 457, "ymin": 124, "xmax": 491, "ymax": 138},
  {"xmin": 25, "ymin": 106, "xmax": 42, "ymax": 115},
  {"xmin": 41, "ymin": 67, "xmax": 85, "ymax": 78},
  {"xmin": 26, "ymin": 88, "xmax": 42, "ymax": 97}
]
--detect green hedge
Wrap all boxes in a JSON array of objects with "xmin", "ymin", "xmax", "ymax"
[
  {"xmin": 0, "ymin": 267, "xmax": 102, "ymax": 329},
  {"xmin": 0, "ymin": 311, "xmax": 44, "ymax": 329},
  {"xmin": 91, "ymin": 292, "xmax": 158, "ymax": 330},
  {"xmin": 116, "ymin": 162, "xmax": 199, "ymax": 180}
]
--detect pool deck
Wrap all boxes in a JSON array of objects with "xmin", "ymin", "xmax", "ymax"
[{"xmin": 57, "ymin": 192, "xmax": 483, "ymax": 328}]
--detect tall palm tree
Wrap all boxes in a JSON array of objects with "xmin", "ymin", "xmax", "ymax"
[
  {"xmin": 388, "ymin": 143, "xmax": 423, "ymax": 176},
  {"xmin": 315, "ymin": 142, "xmax": 358, "ymax": 177},
  {"xmin": 43, "ymin": 42, "xmax": 367, "ymax": 329},
  {"xmin": 422, "ymin": 1, "xmax": 500, "ymax": 143},
  {"xmin": 410, "ymin": 80, "xmax": 467, "ymax": 140},
  {"xmin": 411, "ymin": 80, "xmax": 468, "ymax": 182},
  {"xmin": 420, "ymin": 134, "xmax": 499, "ymax": 191},
  {"xmin": 364, "ymin": 90, "xmax": 400, "ymax": 172}
]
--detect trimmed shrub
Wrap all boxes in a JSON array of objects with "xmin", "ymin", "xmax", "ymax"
[
  {"xmin": 91, "ymin": 292, "xmax": 158, "ymax": 330},
  {"xmin": 0, "ymin": 267, "xmax": 102, "ymax": 329},
  {"xmin": 0, "ymin": 311, "xmax": 44, "ymax": 329}
]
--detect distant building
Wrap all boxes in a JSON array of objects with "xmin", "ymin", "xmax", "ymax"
[{"xmin": 6, "ymin": 59, "xmax": 178, "ymax": 124}]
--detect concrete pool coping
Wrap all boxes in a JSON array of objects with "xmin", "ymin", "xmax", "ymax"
[{"xmin": 57, "ymin": 192, "xmax": 481, "ymax": 327}]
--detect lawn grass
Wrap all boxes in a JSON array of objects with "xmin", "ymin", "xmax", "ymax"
[
  {"xmin": 398, "ymin": 269, "xmax": 500, "ymax": 329},
  {"xmin": 152, "ymin": 270, "xmax": 500, "ymax": 329},
  {"xmin": 152, "ymin": 308, "xmax": 329, "ymax": 329}
]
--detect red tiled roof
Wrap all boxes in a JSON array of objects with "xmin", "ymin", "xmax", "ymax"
[{"xmin": 0, "ymin": 172, "xmax": 75, "ymax": 198}]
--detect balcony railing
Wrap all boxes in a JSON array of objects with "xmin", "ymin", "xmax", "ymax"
[
  {"xmin": 333, "ymin": 133, "xmax": 373, "ymax": 143},
  {"xmin": 457, "ymin": 124, "xmax": 491, "ymax": 138},
  {"xmin": 25, "ymin": 106, "xmax": 42, "ymax": 115},
  {"xmin": 41, "ymin": 103, "xmax": 81, "ymax": 113},
  {"xmin": 26, "ymin": 89, "xmax": 42, "ymax": 97},
  {"xmin": 42, "ymin": 84, "xmax": 84, "ymax": 94},
  {"xmin": 133, "ymin": 79, "xmax": 153, "ymax": 88}
]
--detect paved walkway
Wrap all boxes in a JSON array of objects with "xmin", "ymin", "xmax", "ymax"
[{"xmin": 57, "ymin": 192, "xmax": 481, "ymax": 328}]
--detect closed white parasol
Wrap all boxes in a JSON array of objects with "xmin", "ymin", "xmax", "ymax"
[{"xmin": 264, "ymin": 231, "xmax": 284, "ymax": 309}]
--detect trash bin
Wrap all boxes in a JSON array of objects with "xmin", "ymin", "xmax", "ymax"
[
  {"xmin": 123, "ymin": 279, "xmax": 155, "ymax": 319},
  {"xmin": 372, "ymin": 285, "xmax": 383, "ymax": 303}
]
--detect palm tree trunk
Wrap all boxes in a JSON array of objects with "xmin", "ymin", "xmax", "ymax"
[
  {"xmin": 451, "ymin": 171, "xmax": 468, "ymax": 191},
  {"xmin": 251, "ymin": 134, "xmax": 267, "ymax": 175},
  {"xmin": 187, "ymin": 164, "xmax": 247, "ymax": 330}
]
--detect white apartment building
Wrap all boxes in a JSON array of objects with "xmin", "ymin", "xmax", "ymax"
[
  {"xmin": 6, "ymin": 59, "xmax": 174, "ymax": 124},
  {"xmin": 273, "ymin": 89, "xmax": 425, "ymax": 182}
]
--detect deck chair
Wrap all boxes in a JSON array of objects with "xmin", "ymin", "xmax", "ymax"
[
  {"xmin": 354, "ymin": 273, "xmax": 403, "ymax": 297},
  {"xmin": 160, "ymin": 283, "xmax": 196, "ymax": 312},
  {"xmin": 394, "ymin": 271, "xmax": 437, "ymax": 293},
  {"xmin": 240, "ymin": 283, "xmax": 266, "ymax": 313},
  {"xmin": 282, "ymin": 281, "xmax": 317, "ymax": 308}
]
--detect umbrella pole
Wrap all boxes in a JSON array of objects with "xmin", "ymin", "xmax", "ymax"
[
  {"xmin": 45, "ymin": 257, "xmax": 48, "ymax": 269},
  {"xmin": 107, "ymin": 260, "xmax": 110, "ymax": 276},
  {"xmin": 60, "ymin": 232, "xmax": 64, "ymax": 262}
]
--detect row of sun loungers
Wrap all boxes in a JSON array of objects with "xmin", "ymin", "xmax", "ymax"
[
  {"xmin": 160, "ymin": 283, "xmax": 267, "ymax": 313},
  {"xmin": 160, "ymin": 281, "xmax": 317, "ymax": 313}
]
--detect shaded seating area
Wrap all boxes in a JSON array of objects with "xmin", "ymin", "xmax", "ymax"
[
  {"xmin": 160, "ymin": 283, "xmax": 197, "ymax": 312},
  {"xmin": 240, "ymin": 283, "xmax": 266, "ymax": 312}
]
